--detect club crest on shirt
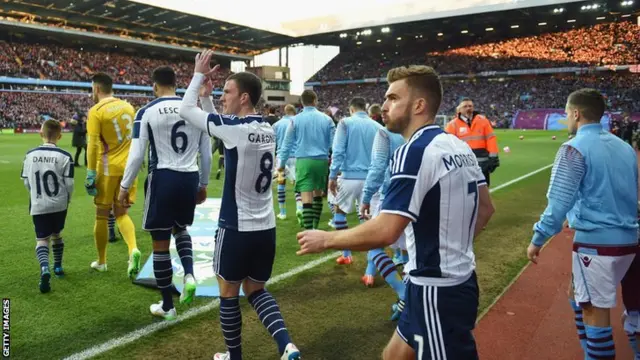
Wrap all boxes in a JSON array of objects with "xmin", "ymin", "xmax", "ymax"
[{"xmin": 580, "ymin": 255, "xmax": 592, "ymax": 267}]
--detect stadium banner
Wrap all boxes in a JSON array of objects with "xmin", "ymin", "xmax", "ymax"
[
  {"xmin": 512, "ymin": 109, "xmax": 640, "ymax": 130},
  {"xmin": 134, "ymin": 198, "xmax": 244, "ymax": 297}
]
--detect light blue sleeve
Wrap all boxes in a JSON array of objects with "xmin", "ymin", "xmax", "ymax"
[
  {"xmin": 362, "ymin": 130, "xmax": 390, "ymax": 205},
  {"xmin": 329, "ymin": 120, "xmax": 348, "ymax": 179},
  {"xmin": 531, "ymin": 145, "xmax": 585, "ymax": 246},
  {"xmin": 278, "ymin": 119, "xmax": 296, "ymax": 169},
  {"xmin": 328, "ymin": 117, "xmax": 336, "ymax": 152}
]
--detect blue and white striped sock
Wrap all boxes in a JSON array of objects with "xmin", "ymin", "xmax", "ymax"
[
  {"xmin": 585, "ymin": 325, "xmax": 615, "ymax": 359},
  {"xmin": 277, "ymin": 184, "xmax": 286, "ymax": 215},
  {"xmin": 174, "ymin": 230, "xmax": 193, "ymax": 276},
  {"xmin": 569, "ymin": 299, "xmax": 588, "ymax": 352},
  {"xmin": 36, "ymin": 244, "xmax": 49, "ymax": 274},
  {"xmin": 152, "ymin": 251, "xmax": 174, "ymax": 311},
  {"xmin": 220, "ymin": 296, "xmax": 242, "ymax": 360},
  {"xmin": 248, "ymin": 289, "xmax": 291, "ymax": 355}
]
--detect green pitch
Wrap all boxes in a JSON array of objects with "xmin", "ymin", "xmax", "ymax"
[{"xmin": 0, "ymin": 129, "xmax": 566, "ymax": 359}]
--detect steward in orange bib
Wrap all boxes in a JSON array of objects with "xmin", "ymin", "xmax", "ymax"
[{"xmin": 445, "ymin": 98, "xmax": 499, "ymax": 186}]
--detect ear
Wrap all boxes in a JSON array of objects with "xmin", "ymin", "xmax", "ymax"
[{"xmin": 413, "ymin": 97, "xmax": 427, "ymax": 115}]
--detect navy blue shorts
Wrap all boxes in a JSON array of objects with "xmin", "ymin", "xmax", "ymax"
[
  {"xmin": 32, "ymin": 210, "xmax": 67, "ymax": 240},
  {"xmin": 397, "ymin": 272, "xmax": 479, "ymax": 360},
  {"xmin": 213, "ymin": 227, "xmax": 276, "ymax": 283},
  {"xmin": 143, "ymin": 169, "xmax": 199, "ymax": 240}
]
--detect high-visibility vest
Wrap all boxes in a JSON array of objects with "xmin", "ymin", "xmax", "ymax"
[{"xmin": 445, "ymin": 113, "xmax": 499, "ymax": 162}]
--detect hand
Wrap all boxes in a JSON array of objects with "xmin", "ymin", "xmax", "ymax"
[
  {"xmin": 196, "ymin": 186, "xmax": 207, "ymax": 205},
  {"xmin": 328, "ymin": 179, "xmax": 338, "ymax": 196},
  {"xmin": 297, "ymin": 230, "xmax": 332, "ymax": 255},
  {"xmin": 199, "ymin": 77, "xmax": 214, "ymax": 97},
  {"xmin": 360, "ymin": 203, "xmax": 371, "ymax": 220},
  {"xmin": 194, "ymin": 50, "xmax": 221, "ymax": 77},
  {"xmin": 85, "ymin": 169, "xmax": 97, "ymax": 197},
  {"xmin": 118, "ymin": 188, "xmax": 130, "ymax": 208},
  {"xmin": 489, "ymin": 156, "xmax": 500, "ymax": 172},
  {"xmin": 527, "ymin": 243, "xmax": 542, "ymax": 264},
  {"xmin": 563, "ymin": 219, "xmax": 569, "ymax": 228}
]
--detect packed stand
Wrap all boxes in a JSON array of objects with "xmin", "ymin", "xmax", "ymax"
[
  {"xmin": 0, "ymin": 40, "xmax": 231, "ymax": 88},
  {"xmin": 310, "ymin": 21, "xmax": 640, "ymax": 81},
  {"xmin": 0, "ymin": 91, "xmax": 149, "ymax": 129},
  {"xmin": 313, "ymin": 74, "xmax": 640, "ymax": 127}
]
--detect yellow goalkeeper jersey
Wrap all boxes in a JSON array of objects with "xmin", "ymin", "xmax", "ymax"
[{"xmin": 87, "ymin": 97, "xmax": 136, "ymax": 176}]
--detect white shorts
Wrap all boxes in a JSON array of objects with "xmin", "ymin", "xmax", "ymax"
[
  {"xmin": 572, "ymin": 245, "xmax": 636, "ymax": 309},
  {"xmin": 335, "ymin": 178, "xmax": 365, "ymax": 214},
  {"xmin": 624, "ymin": 310, "xmax": 640, "ymax": 334},
  {"xmin": 285, "ymin": 158, "xmax": 296, "ymax": 182},
  {"xmin": 373, "ymin": 195, "xmax": 406, "ymax": 251}
]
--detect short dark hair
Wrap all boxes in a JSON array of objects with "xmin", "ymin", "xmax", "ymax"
[
  {"xmin": 387, "ymin": 65, "xmax": 443, "ymax": 119},
  {"xmin": 152, "ymin": 66, "xmax": 176, "ymax": 87},
  {"xmin": 227, "ymin": 72, "xmax": 262, "ymax": 107},
  {"xmin": 91, "ymin": 72, "xmax": 113, "ymax": 93},
  {"xmin": 41, "ymin": 119, "xmax": 62, "ymax": 139},
  {"xmin": 300, "ymin": 90, "xmax": 317, "ymax": 106},
  {"xmin": 567, "ymin": 88, "xmax": 606, "ymax": 122},
  {"xmin": 349, "ymin": 97, "xmax": 367, "ymax": 111},
  {"xmin": 460, "ymin": 97, "xmax": 472, "ymax": 104}
]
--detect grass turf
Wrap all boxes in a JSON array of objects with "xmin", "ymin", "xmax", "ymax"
[{"xmin": 0, "ymin": 129, "xmax": 565, "ymax": 359}]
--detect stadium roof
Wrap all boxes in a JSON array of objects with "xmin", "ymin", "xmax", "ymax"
[
  {"xmin": 0, "ymin": 0, "xmax": 296, "ymax": 56},
  {"xmin": 299, "ymin": 0, "xmax": 639, "ymax": 51},
  {"xmin": 0, "ymin": 0, "xmax": 636, "ymax": 57}
]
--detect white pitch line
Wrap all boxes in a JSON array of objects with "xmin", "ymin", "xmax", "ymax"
[
  {"xmin": 63, "ymin": 251, "xmax": 341, "ymax": 360},
  {"xmin": 65, "ymin": 163, "xmax": 555, "ymax": 360},
  {"xmin": 489, "ymin": 164, "xmax": 553, "ymax": 193}
]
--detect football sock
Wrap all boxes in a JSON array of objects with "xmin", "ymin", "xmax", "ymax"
[
  {"xmin": 174, "ymin": 230, "xmax": 194, "ymax": 277},
  {"xmin": 585, "ymin": 324, "xmax": 615, "ymax": 359},
  {"xmin": 153, "ymin": 251, "xmax": 174, "ymax": 312},
  {"xmin": 220, "ymin": 296, "xmax": 242, "ymax": 360},
  {"xmin": 94, "ymin": 216, "xmax": 109, "ymax": 264},
  {"xmin": 108, "ymin": 212, "xmax": 116, "ymax": 239},
  {"xmin": 569, "ymin": 299, "xmax": 588, "ymax": 352},
  {"xmin": 365, "ymin": 252, "xmax": 377, "ymax": 276},
  {"xmin": 248, "ymin": 289, "xmax": 291, "ymax": 355},
  {"xmin": 312, "ymin": 196, "xmax": 323, "ymax": 229},
  {"xmin": 333, "ymin": 213, "xmax": 350, "ymax": 257},
  {"xmin": 627, "ymin": 331, "xmax": 640, "ymax": 359},
  {"xmin": 52, "ymin": 239, "xmax": 64, "ymax": 268},
  {"xmin": 36, "ymin": 243, "xmax": 49, "ymax": 274},
  {"xmin": 302, "ymin": 203, "xmax": 314, "ymax": 229},
  {"xmin": 277, "ymin": 184, "xmax": 286, "ymax": 215},
  {"xmin": 295, "ymin": 192, "xmax": 302, "ymax": 212},
  {"xmin": 371, "ymin": 249, "xmax": 405, "ymax": 300},
  {"xmin": 115, "ymin": 214, "xmax": 137, "ymax": 255}
]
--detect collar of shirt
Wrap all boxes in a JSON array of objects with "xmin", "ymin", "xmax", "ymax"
[
  {"xmin": 577, "ymin": 123, "xmax": 603, "ymax": 134},
  {"xmin": 353, "ymin": 111, "xmax": 368, "ymax": 117},
  {"xmin": 41, "ymin": 143, "xmax": 57, "ymax": 147},
  {"xmin": 302, "ymin": 106, "xmax": 316, "ymax": 112},
  {"xmin": 410, "ymin": 124, "xmax": 441, "ymax": 140}
]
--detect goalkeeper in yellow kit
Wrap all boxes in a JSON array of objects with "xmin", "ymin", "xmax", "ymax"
[{"xmin": 85, "ymin": 72, "xmax": 141, "ymax": 277}]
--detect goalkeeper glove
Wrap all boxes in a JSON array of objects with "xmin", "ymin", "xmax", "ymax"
[
  {"xmin": 489, "ymin": 156, "xmax": 500, "ymax": 173},
  {"xmin": 85, "ymin": 169, "xmax": 98, "ymax": 197}
]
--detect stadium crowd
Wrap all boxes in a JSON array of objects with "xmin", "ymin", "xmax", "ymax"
[
  {"xmin": 0, "ymin": 40, "xmax": 231, "ymax": 88},
  {"xmin": 310, "ymin": 21, "xmax": 640, "ymax": 81},
  {"xmin": 314, "ymin": 73, "xmax": 640, "ymax": 127}
]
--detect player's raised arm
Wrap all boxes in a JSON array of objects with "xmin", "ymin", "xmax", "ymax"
[
  {"xmin": 531, "ymin": 144, "xmax": 585, "ymax": 246},
  {"xmin": 120, "ymin": 108, "xmax": 149, "ymax": 194},
  {"xmin": 198, "ymin": 131, "xmax": 212, "ymax": 188},
  {"xmin": 362, "ymin": 129, "xmax": 390, "ymax": 206}
]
